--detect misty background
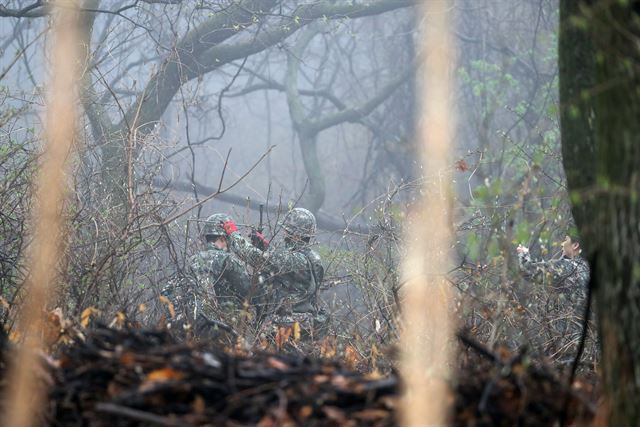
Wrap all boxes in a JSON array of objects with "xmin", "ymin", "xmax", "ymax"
[{"xmin": 0, "ymin": 0, "xmax": 578, "ymax": 362}]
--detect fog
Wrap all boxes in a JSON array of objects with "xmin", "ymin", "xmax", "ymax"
[{"xmin": 0, "ymin": 0, "xmax": 584, "ymax": 367}]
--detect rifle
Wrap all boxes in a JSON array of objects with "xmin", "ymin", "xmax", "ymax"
[{"xmin": 250, "ymin": 204, "xmax": 268, "ymax": 250}]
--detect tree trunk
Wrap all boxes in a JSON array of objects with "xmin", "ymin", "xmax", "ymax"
[
  {"xmin": 298, "ymin": 132, "xmax": 325, "ymax": 213},
  {"xmin": 560, "ymin": 1, "xmax": 640, "ymax": 424},
  {"xmin": 559, "ymin": 0, "xmax": 596, "ymax": 239}
]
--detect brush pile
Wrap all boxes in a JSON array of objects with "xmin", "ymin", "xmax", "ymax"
[
  {"xmin": 0, "ymin": 326, "xmax": 597, "ymax": 426},
  {"xmin": 47, "ymin": 327, "xmax": 397, "ymax": 426}
]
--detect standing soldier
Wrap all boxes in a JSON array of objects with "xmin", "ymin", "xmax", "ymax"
[
  {"xmin": 221, "ymin": 207, "xmax": 325, "ymax": 338},
  {"xmin": 516, "ymin": 235, "xmax": 593, "ymax": 365}
]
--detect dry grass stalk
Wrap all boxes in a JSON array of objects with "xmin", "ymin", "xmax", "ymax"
[
  {"xmin": 400, "ymin": 2, "xmax": 455, "ymax": 426},
  {"xmin": 2, "ymin": 1, "xmax": 80, "ymax": 426}
]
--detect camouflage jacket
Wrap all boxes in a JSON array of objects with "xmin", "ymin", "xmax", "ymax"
[
  {"xmin": 189, "ymin": 243, "xmax": 250, "ymax": 306},
  {"xmin": 517, "ymin": 252, "xmax": 590, "ymax": 294},
  {"xmin": 228, "ymin": 233, "xmax": 324, "ymax": 315},
  {"xmin": 517, "ymin": 251, "xmax": 595, "ymax": 365}
]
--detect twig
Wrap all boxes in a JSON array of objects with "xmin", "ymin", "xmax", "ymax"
[
  {"xmin": 217, "ymin": 148, "xmax": 232, "ymax": 192},
  {"xmin": 140, "ymin": 146, "xmax": 274, "ymax": 231},
  {"xmin": 197, "ymin": 313, "xmax": 238, "ymax": 337},
  {"xmin": 457, "ymin": 331, "xmax": 498, "ymax": 363},
  {"xmin": 95, "ymin": 403, "xmax": 194, "ymax": 427},
  {"xmin": 0, "ymin": 28, "xmax": 47, "ymax": 82}
]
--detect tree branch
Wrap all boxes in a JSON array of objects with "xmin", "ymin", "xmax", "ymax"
[
  {"xmin": 226, "ymin": 81, "xmax": 347, "ymax": 110},
  {"xmin": 306, "ymin": 61, "xmax": 416, "ymax": 135},
  {"xmin": 125, "ymin": 0, "xmax": 415, "ymax": 135},
  {"xmin": 0, "ymin": 1, "xmax": 48, "ymax": 18},
  {"xmin": 121, "ymin": 0, "xmax": 279, "ymax": 133},
  {"xmin": 0, "ymin": 0, "xmax": 181, "ymax": 18},
  {"xmin": 77, "ymin": 1, "xmax": 116, "ymax": 142},
  {"xmin": 154, "ymin": 179, "xmax": 371, "ymax": 234}
]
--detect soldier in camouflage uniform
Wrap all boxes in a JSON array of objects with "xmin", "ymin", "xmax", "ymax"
[
  {"xmin": 189, "ymin": 213, "xmax": 251, "ymax": 309},
  {"xmin": 161, "ymin": 214, "xmax": 250, "ymax": 336},
  {"xmin": 220, "ymin": 207, "xmax": 325, "ymax": 338},
  {"xmin": 516, "ymin": 236, "xmax": 593, "ymax": 365}
]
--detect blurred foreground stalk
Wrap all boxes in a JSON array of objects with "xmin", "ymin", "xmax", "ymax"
[
  {"xmin": 2, "ymin": 1, "xmax": 80, "ymax": 426},
  {"xmin": 400, "ymin": 1, "xmax": 455, "ymax": 426}
]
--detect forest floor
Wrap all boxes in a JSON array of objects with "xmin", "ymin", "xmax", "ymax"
[{"xmin": 1, "ymin": 326, "xmax": 598, "ymax": 426}]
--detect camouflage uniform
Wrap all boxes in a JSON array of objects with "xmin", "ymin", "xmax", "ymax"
[
  {"xmin": 518, "ymin": 251, "xmax": 590, "ymax": 293},
  {"xmin": 164, "ymin": 214, "xmax": 250, "ymax": 333},
  {"xmin": 227, "ymin": 208, "xmax": 325, "ymax": 337},
  {"xmin": 189, "ymin": 241, "xmax": 250, "ymax": 308},
  {"xmin": 517, "ymin": 249, "xmax": 592, "ymax": 364}
]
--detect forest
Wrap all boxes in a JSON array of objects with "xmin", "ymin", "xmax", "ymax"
[{"xmin": 0, "ymin": 0, "xmax": 638, "ymax": 426}]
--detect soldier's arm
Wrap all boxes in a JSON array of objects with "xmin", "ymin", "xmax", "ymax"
[
  {"xmin": 188, "ymin": 253, "xmax": 212, "ymax": 283},
  {"xmin": 227, "ymin": 232, "xmax": 267, "ymax": 267},
  {"xmin": 517, "ymin": 251, "xmax": 548, "ymax": 283},
  {"xmin": 227, "ymin": 232, "xmax": 307, "ymax": 273},
  {"xmin": 307, "ymin": 250, "xmax": 324, "ymax": 283}
]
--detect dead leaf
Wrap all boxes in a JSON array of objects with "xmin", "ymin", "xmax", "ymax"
[
  {"xmin": 158, "ymin": 296, "xmax": 175, "ymax": 319},
  {"xmin": 320, "ymin": 336, "xmax": 336, "ymax": 358},
  {"xmin": 331, "ymin": 375, "xmax": 350, "ymax": 391},
  {"xmin": 80, "ymin": 307, "xmax": 99, "ymax": 328},
  {"xmin": 119, "ymin": 352, "xmax": 136, "ymax": 366},
  {"xmin": 323, "ymin": 406, "xmax": 346, "ymax": 423},
  {"xmin": 109, "ymin": 311, "xmax": 126, "ymax": 329},
  {"xmin": 365, "ymin": 370, "xmax": 383, "ymax": 380},
  {"xmin": 43, "ymin": 308, "xmax": 65, "ymax": 347},
  {"xmin": 257, "ymin": 414, "xmax": 276, "ymax": 427},
  {"xmin": 343, "ymin": 345, "xmax": 361, "ymax": 369},
  {"xmin": 267, "ymin": 357, "xmax": 289, "ymax": 371},
  {"xmin": 353, "ymin": 409, "xmax": 390, "ymax": 421},
  {"xmin": 380, "ymin": 396, "xmax": 398, "ymax": 409},
  {"xmin": 192, "ymin": 395, "xmax": 206, "ymax": 415},
  {"xmin": 275, "ymin": 326, "xmax": 292, "ymax": 349},
  {"xmin": 139, "ymin": 367, "xmax": 185, "ymax": 392},
  {"xmin": 292, "ymin": 321, "xmax": 301, "ymax": 341},
  {"xmin": 313, "ymin": 375, "xmax": 330, "ymax": 384},
  {"xmin": 299, "ymin": 405, "xmax": 313, "ymax": 419},
  {"xmin": 455, "ymin": 159, "xmax": 469, "ymax": 172},
  {"xmin": 145, "ymin": 367, "xmax": 184, "ymax": 382}
]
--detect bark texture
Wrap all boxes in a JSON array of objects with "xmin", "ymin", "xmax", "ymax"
[{"xmin": 560, "ymin": 1, "xmax": 640, "ymax": 424}]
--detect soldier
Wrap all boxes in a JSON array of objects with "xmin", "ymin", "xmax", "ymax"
[
  {"xmin": 516, "ymin": 236, "xmax": 589, "ymax": 290},
  {"xmin": 189, "ymin": 213, "xmax": 251, "ymax": 309},
  {"xmin": 161, "ymin": 213, "xmax": 250, "ymax": 337},
  {"xmin": 516, "ymin": 236, "xmax": 593, "ymax": 364},
  {"xmin": 220, "ymin": 207, "xmax": 325, "ymax": 338}
]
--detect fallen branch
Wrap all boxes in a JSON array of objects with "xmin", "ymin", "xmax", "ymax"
[
  {"xmin": 95, "ymin": 403, "xmax": 193, "ymax": 427},
  {"xmin": 154, "ymin": 179, "xmax": 371, "ymax": 234}
]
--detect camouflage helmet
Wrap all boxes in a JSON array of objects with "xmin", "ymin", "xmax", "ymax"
[
  {"xmin": 202, "ymin": 213, "xmax": 232, "ymax": 238},
  {"xmin": 282, "ymin": 208, "xmax": 316, "ymax": 239}
]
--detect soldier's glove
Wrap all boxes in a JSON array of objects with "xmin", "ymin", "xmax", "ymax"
[
  {"xmin": 250, "ymin": 229, "xmax": 269, "ymax": 250},
  {"xmin": 222, "ymin": 219, "xmax": 238, "ymax": 235}
]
